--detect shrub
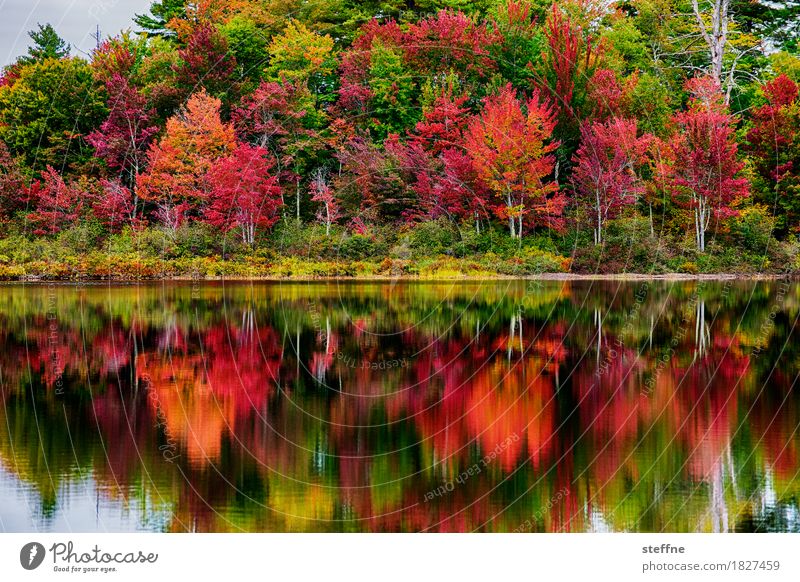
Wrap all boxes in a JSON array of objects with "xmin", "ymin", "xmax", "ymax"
[
  {"xmin": 337, "ymin": 234, "xmax": 378, "ymax": 260},
  {"xmin": 731, "ymin": 205, "xmax": 776, "ymax": 254}
]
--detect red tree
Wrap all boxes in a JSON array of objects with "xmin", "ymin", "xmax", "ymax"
[
  {"xmin": 27, "ymin": 166, "xmax": 85, "ymax": 235},
  {"xmin": 664, "ymin": 77, "xmax": 749, "ymax": 251},
  {"xmin": 310, "ymin": 169, "xmax": 340, "ymax": 236},
  {"xmin": 93, "ymin": 179, "xmax": 140, "ymax": 233},
  {"xmin": 465, "ymin": 84, "xmax": 561, "ymax": 237},
  {"xmin": 175, "ymin": 22, "xmax": 236, "ymax": 98},
  {"xmin": 204, "ymin": 143, "xmax": 282, "ymax": 245},
  {"xmin": 540, "ymin": 4, "xmax": 599, "ymax": 120},
  {"xmin": 0, "ymin": 142, "xmax": 27, "ymax": 221},
  {"xmin": 87, "ymin": 74, "xmax": 158, "ymax": 207},
  {"xmin": 571, "ymin": 118, "xmax": 651, "ymax": 244},
  {"xmin": 746, "ymin": 74, "xmax": 800, "ymax": 231},
  {"xmin": 405, "ymin": 10, "xmax": 499, "ymax": 83}
]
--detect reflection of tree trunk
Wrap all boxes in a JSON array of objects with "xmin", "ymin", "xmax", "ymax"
[
  {"xmin": 595, "ymin": 308, "xmax": 602, "ymax": 369},
  {"xmin": 508, "ymin": 314, "xmax": 516, "ymax": 361},
  {"xmin": 709, "ymin": 461, "xmax": 729, "ymax": 533},
  {"xmin": 695, "ymin": 300, "xmax": 709, "ymax": 357}
]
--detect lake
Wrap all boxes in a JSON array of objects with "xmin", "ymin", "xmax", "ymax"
[{"xmin": 0, "ymin": 280, "xmax": 798, "ymax": 532}]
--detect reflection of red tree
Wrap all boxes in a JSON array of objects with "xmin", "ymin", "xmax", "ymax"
[
  {"xmin": 466, "ymin": 358, "xmax": 556, "ymax": 472},
  {"xmin": 92, "ymin": 327, "xmax": 131, "ymax": 375},
  {"xmin": 203, "ymin": 323, "xmax": 281, "ymax": 416},
  {"xmin": 676, "ymin": 340, "xmax": 747, "ymax": 481},
  {"xmin": 572, "ymin": 345, "xmax": 644, "ymax": 488}
]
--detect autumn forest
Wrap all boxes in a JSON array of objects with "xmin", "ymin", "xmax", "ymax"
[{"xmin": 1, "ymin": 0, "xmax": 800, "ymax": 278}]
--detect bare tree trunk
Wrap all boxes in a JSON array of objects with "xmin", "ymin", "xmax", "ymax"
[{"xmin": 692, "ymin": 0, "xmax": 730, "ymax": 87}]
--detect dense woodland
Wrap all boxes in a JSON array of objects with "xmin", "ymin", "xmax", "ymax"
[{"xmin": 2, "ymin": 0, "xmax": 800, "ymax": 277}]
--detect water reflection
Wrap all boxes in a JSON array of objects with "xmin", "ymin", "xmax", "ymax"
[{"xmin": 0, "ymin": 280, "xmax": 798, "ymax": 532}]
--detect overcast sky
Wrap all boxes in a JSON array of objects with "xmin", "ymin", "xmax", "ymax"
[{"xmin": 1, "ymin": 0, "xmax": 152, "ymax": 67}]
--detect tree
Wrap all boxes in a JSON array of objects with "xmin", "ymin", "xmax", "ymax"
[
  {"xmin": 27, "ymin": 166, "xmax": 85, "ymax": 235},
  {"xmin": 572, "ymin": 118, "xmax": 650, "ymax": 245},
  {"xmin": 93, "ymin": 179, "xmax": 140, "ymax": 233},
  {"xmin": 746, "ymin": 74, "xmax": 800, "ymax": 232},
  {"xmin": 402, "ymin": 88, "xmax": 490, "ymax": 229},
  {"xmin": 465, "ymin": 84, "xmax": 561, "ymax": 237},
  {"xmin": 0, "ymin": 143, "xmax": 27, "ymax": 221},
  {"xmin": 174, "ymin": 22, "xmax": 237, "ymax": 99},
  {"xmin": 220, "ymin": 16, "xmax": 269, "ymax": 84},
  {"xmin": 17, "ymin": 24, "xmax": 70, "ymax": 65},
  {"xmin": 232, "ymin": 80, "xmax": 323, "ymax": 219},
  {"xmin": 87, "ymin": 74, "xmax": 159, "ymax": 199},
  {"xmin": 404, "ymin": 10, "xmax": 499, "ymax": 90},
  {"xmin": 367, "ymin": 39, "xmax": 418, "ymax": 140},
  {"xmin": 266, "ymin": 20, "xmax": 336, "ymax": 92},
  {"xmin": 539, "ymin": 5, "xmax": 600, "ymax": 127},
  {"xmin": 204, "ymin": 143, "xmax": 282, "ymax": 245},
  {"xmin": 310, "ymin": 168, "xmax": 339, "ymax": 236},
  {"xmin": 135, "ymin": 0, "xmax": 187, "ymax": 36},
  {"xmin": 137, "ymin": 90, "xmax": 235, "ymax": 229},
  {"xmin": 688, "ymin": 0, "xmax": 762, "ymax": 102},
  {"xmin": 410, "ymin": 87, "xmax": 471, "ymax": 155},
  {"xmin": 663, "ymin": 76, "xmax": 749, "ymax": 251},
  {"xmin": 0, "ymin": 57, "xmax": 107, "ymax": 173}
]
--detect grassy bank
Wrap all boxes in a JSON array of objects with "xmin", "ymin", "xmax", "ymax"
[{"xmin": 0, "ymin": 216, "xmax": 797, "ymax": 281}]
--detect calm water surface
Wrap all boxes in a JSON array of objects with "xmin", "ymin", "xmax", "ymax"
[{"xmin": 0, "ymin": 280, "xmax": 799, "ymax": 532}]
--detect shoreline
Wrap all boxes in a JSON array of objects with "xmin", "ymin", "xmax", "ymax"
[{"xmin": 2, "ymin": 272, "xmax": 793, "ymax": 284}]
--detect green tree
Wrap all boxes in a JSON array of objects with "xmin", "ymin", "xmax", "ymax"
[
  {"xmin": 135, "ymin": 0, "xmax": 186, "ymax": 36},
  {"xmin": 220, "ymin": 16, "xmax": 269, "ymax": 85},
  {"xmin": 0, "ymin": 58, "xmax": 107, "ymax": 173},
  {"xmin": 368, "ymin": 39, "xmax": 418, "ymax": 140},
  {"xmin": 17, "ymin": 23, "xmax": 70, "ymax": 65}
]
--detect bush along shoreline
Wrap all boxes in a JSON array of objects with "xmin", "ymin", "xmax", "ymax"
[{"xmin": 0, "ymin": 216, "xmax": 796, "ymax": 281}]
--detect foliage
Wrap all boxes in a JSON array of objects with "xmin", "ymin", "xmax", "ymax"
[
  {"xmin": 204, "ymin": 143, "xmax": 283, "ymax": 245},
  {"xmin": 0, "ymin": 57, "xmax": 107, "ymax": 172},
  {"xmin": 2, "ymin": 4, "xmax": 800, "ymax": 276}
]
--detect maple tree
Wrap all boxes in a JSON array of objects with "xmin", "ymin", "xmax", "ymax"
[
  {"xmin": 87, "ymin": 74, "xmax": 159, "ymax": 200},
  {"xmin": 746, "ymin": 74, "xmax": 800, "ymax": 232},
  {"xmin": 465, "ymin": 84, "xmax": 561, "ymax": 237},
  {"xmin": 137, "ymin": 90, "xmax": 235, "ymax": 230},
  {"xmin": 0, "ymin": 142, "xmax": 27, "ymax": 221},
  {"xmin": 663, "ymin": 77, "xmax": 749, "ymax": 251},
  {"xmin": 174, "ymin": 22, "xmax": 237, "ymax": 100},
  {"xmin": 204, "ymin": 143, "xmax": 283, "ymax": 245},
  {"xmin": 27, "ymin": 166, "xmax": 85, "ymax": 235},
  {"xmin": 571, "ymin": 118, "xmax": 651, "ymax": 245},
  {"xmin": 93, "ymin": 179, "xmax": 140, "ymax": 233},
  {"xmin": 310, "ymin": 168, "xmax": 340, "ymax": 236}
]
